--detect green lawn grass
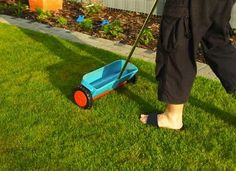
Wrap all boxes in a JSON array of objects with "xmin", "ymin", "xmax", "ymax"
[{"xmin": 0, "ymin": 23, "xmax": 236, "ymax": 170}]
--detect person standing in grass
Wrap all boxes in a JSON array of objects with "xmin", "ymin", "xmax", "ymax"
[{"xmin": 140, "ymin": 0, "xmax": 236, "ymax": 130}]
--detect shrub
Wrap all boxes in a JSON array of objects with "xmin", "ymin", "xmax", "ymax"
[
  {"xmin": 15, "ymin": 1, "xmax": 27, "ymax": 16},
  {"xmin": 0, "ymin": 1, "xmax": 28, "ymax": 16},
  {"xmin": 80, "ymin": 18, "xmax": 93, "ymax": 31},
  {"xmin": 102, "ymin": 20, "xmax": 123, "ymax": 38},
  {"xmin": 57, "ymin": 16, "xmax": 68, "ymax": 26},
  {"xmin": 84, "ymin": 2, "xmax": 102, "ymax": 16},
  {"xmin": 35, "ymin": 7, "xmax": 43, "ymax": 15},
  {"xmin": 140, "ymin": 28, "xmax": 155, "ymax": 46},
  {"xmin": 0, "ymin": 3, "xmax": 8, "ymax": 13},
  {"xmin": 36, "ymin": 8, "xmax": 52, "ymax": 21}
]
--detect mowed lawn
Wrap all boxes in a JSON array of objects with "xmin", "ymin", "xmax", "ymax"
[{"xmin": 0, "ymin": 23, "xmax": 236, "ymax": 170}]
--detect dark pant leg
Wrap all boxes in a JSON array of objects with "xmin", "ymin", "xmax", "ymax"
[
  {"xmin": 201, "ymin": 0, "xmax": 236, "ymax": 93},
  {"xmin": 156, "ymin": 0, "xmax": 196, "ymax": 104}
]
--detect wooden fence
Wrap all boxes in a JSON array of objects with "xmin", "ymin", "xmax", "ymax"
[
  {"xmin": 77, "ymin": 0, "xmax": 165, "ymax": 15},
  {"xmin": 77, "ymin": 0, "xmax": 236, "ymax": 28},
  {"xmin": 231, "ymin": 4, "xmax": 236, "ymax": 28}
]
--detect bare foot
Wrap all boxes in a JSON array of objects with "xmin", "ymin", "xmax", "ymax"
[{"xmin": 140, "ymin": 112, "xmax": 183, "ymax": 130}]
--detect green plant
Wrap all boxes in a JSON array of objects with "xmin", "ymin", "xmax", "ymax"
[
  {"xmin": 35, "ymin": 7, "xmax": 43, "ymax": 15},
  {"xmin": 15, "ymin": 1, "xmax": 27, "ymax": 16},
  {"xmin": 0, "ymin": 3, "xmax": 7, "ymax": 13},
  {"xmin": 57, "ymin": 16, "xmax": 68, "ymax": 26},
  {"xmin": 36, "ymin": 8, "xmax": 52, "ymax": 21},
  {"xmin": 102, "ymin": 20, "xmax": 124, "ymax": 38},
  {"xmin": 84, "ymin": 3, "xmax": 102, "ymax": 15},
  {"xmin": 140, "ymin": 28, "xmax": 155, "ymax": 46},
  {"xmin": 2, "ymin": 1, "xmax": 28, "ymax": 16},
  {"xmin": 80, "ymin": 18, "xmax": 93, "ymax": 31}
]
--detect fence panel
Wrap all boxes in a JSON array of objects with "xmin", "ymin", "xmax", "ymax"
[
  {"xmin": 76, "ymin": 0, "xmax": 165, "ymax": 15},
  {"xmin": 231, "ymin": 4, "xmax": 236, "ymax": 28},
  {"xmin": 76, "ymin": 0, "xmax": 236, "ymax": 28}
]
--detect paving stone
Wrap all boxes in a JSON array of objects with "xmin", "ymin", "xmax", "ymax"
[{"xmin": 197, "ymin": 62, "xmax": 207, "ymax": 70}]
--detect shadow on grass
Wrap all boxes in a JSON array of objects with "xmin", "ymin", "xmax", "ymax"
[
  {"xmin": 189, "ymin": 96, "xmax": 236, "ymax": 127},
  {"xmin": 19, "ymin": 27, "xmax": 157, "ymax": 112},
  {"xmin": 116, "ymin": 86, "xmax": 157, "ymax": 113},
  {"xmin": 16, "ymin": 26, "xmax": 236, "ymax": 125}
]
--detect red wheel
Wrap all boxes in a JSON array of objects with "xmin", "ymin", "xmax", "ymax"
[{"xmin": 73, "ymin": 85, "xmax": 93, "ymax": 109}]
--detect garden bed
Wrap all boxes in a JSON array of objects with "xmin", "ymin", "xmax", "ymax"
[{"xmin": 0, "ymin": 0, "xmax": 235, "ymax": 62}]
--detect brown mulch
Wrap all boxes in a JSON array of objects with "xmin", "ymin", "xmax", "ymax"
[
  {"xmin": 1, "ymin": 0, "xmax": 236, "ymax": 62},
  {"xmin": 19, "ymin": 1, "xmax": 161, "ymax": 51}
]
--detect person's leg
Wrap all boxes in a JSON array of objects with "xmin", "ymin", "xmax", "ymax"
[
  {"xmin": 156, "ymin": 0, "xmax": 196, "ymax": 104},
  {"xmin": 140, "ymin": 0, "xmax": 195, "ymax": 129},
  {"xmin": 140, "ymin": 0, "xmax": 236, "ymax": 130},
  {"xmin": 201, "ymin": 1, "xmax": 236, "ymax": 94}
]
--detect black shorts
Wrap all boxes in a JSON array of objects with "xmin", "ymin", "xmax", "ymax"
[{"xmin": 156, "ymin": 0, "xmax": 236, "ymax": 104}]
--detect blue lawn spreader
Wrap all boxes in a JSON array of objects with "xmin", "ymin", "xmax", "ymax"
[
  {"xmin": 73, "ymin": 60, "xmax": 138, "ymax": 109},
  {"xmin": 73, "ymin": 0, "xmax": 158, "ymax": 109}
]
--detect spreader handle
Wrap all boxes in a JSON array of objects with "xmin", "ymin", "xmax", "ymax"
[{"xmin": 118, "ymin": 0, "xmax": 159, "ymax": 79}]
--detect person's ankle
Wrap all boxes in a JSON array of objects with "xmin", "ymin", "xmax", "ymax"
[
  {"xmin": 159, "ymin": 112, "xmax": 183, "ymax": 129},
  {"xmin": 164, "ymin": 111, "xmax": 183, "ymax": 123}
]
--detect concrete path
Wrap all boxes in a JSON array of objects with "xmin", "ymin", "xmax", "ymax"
[{"xmin": 0, "ymin": 14, "xmax": 218, "ymax": 80}]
